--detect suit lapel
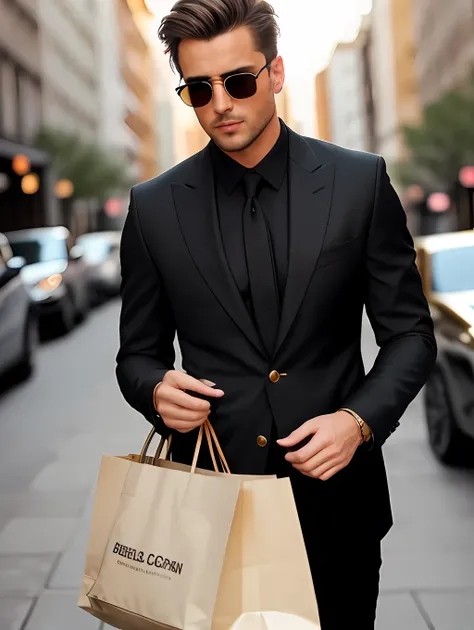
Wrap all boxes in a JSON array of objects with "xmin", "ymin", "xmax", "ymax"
[
  {"xmin": 171, "ymin": 147, "xmax": 267, "ymax": 358},
  {"xmin": 274, "ymin": 130, "xmax": 336, "ymax": 357}
]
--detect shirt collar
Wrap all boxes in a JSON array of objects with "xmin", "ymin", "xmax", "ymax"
[{"xmin": 211, "ymin": 119, "xmax": 288, "ymax": 195}]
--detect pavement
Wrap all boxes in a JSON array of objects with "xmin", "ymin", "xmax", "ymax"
[{"xmin": 0, "ymin": 299, "xmax": 473, "ymax": 629}]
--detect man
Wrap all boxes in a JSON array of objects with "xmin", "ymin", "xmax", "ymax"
[{"xmin": 116, "ymin": 0, "xmax": 437, "ymax": 627}]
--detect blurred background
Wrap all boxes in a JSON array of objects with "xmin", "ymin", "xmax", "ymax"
[{"xmin": 0, "ymin": 1, "xmax": 473, "ymax": 629}]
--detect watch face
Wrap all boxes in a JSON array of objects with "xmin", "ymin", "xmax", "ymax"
[{"xmin": 362, "ymin": 425, "xmax": 372, "ymax": 441}]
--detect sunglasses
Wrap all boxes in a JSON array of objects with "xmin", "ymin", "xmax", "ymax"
[{"xmin": 176, "ymin": 63, "xmax": 271, "ymax": 108}]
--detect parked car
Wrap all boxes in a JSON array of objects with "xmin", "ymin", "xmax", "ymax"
[
  {"xmin": 415, "ymin": 230, "xmax": 474, "ymax": 466},
  {"xmin": 76, "ymin": 231, "xmax": 121, "ymax": 304},
  {"xmin": 0, "ymin": 233, "xmax": 37, "ymax": 381},
  {"xmin": 6, "ymin": 226, "xmax": 90, "ymax": 335}
]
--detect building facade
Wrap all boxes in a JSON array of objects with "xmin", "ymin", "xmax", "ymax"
[
  {"xmin": 151, "ymin": 15, "xmax": 176, "ymax": 174},
  {"xmin": 370, "ymin": 0, "xmax": 421, "ymax": 167},
  {"xmin": 0, "ymin": 0, "xmax": 55, "ymax": 231},
  {"xmin": 180, "ymin": 114, "xmax": 208, "ymax": 161},
  {"xmin": 38, "ymin": 0, "xmax": 100, "ymax": 140},
  {"xmin": 315, "ymin": 68, "xmax": 331, "ymax": 143},
  {"xmin": 359, "ymin": 15, "xmax": 377, "ymax": 154},
  {"xmin": 324, "ymin": 39, "xmax": 370, "ymax": 152},
  {"xmin": 314, "ymin": 16, "xmax": 377, "ymax": 152},
  {"xmin": 275, "ymin": 88, "xmax": 294, "ymax": 129},
  {"xmin": 118, "ymin": 0, "xmax": 158, "ymax": 182},
  {"xmin": 96, "ymin": 0, "xmax": 136, "ymax": 165},
  {"xmin": 0, "ymin": 0, "xmax": 43, "ymax": 147},
  {"xmin": 412, "ymin": 0, "xmax": 474, "ymax": 105}
]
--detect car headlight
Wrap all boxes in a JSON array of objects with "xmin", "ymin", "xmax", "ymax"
[
  {"xmin": 101, "ymin": 260, "xmax": 117, "ymax": 277},
  {"xmin": 459, "ymin": 327, "xmax": 474, "ymax": 347},
  {"xmin": 36, "ymin": 274, "xmax": 63, "ymax": 292}
]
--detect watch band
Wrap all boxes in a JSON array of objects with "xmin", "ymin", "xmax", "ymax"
[{"xmin": 338, "ymin": 408, "xmax": 373, "ymax": 445}]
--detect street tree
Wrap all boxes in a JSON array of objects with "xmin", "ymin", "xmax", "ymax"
[
  {"xmin": 34, "ymin": 126, "xmax": 135, "ymax": 203},
  {"xmin": 394, "ymin": 69, "xmax": 474, "ymax": 193}
]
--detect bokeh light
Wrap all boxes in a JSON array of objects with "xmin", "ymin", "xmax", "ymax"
[
  {"xmin": 21, "ymin": 173, "xmax": 40, "ymax": 195},
  {"xmin": 12, "ymin": 154, "xmax": 30, "ymax": 176}
]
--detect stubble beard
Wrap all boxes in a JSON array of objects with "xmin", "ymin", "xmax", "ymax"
[{"xmin": 212, "ymin": 105, "xmax": 276, "ymax": 154}]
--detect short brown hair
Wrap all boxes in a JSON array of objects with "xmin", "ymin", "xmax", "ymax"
[{"xmin": 158, "ymin": 0, "xmax": 280, "ymax": 76}]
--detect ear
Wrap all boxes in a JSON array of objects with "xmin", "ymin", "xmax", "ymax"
[{"xmin": 271, "ymin": 56, "xmax": 285, "ymax": 95}]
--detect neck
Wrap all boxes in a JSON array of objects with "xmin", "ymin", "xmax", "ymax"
[{"xmin": 224, "ymin": 112, "xmax": 281, "ymax": 169}]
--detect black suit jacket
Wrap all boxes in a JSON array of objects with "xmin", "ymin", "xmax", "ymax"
[{"xmin": 116, "ymin": 127, "xmax": 437, "ymax": 538}]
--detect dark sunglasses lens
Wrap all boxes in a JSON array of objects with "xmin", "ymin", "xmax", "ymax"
[
  {"xmin": 181, "ymin": 83, "xmax": 212, "ymax": 108},
  {"xmin": 225, "ymin": 74, "xmax": 257, "ymax": 99}
]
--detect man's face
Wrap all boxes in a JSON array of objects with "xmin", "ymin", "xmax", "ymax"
[{"xmin": 178, "ymin": 26, "xmax": 284, "ymax": 153}]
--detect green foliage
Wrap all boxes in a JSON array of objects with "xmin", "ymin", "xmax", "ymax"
[
  {"xmin": 393, "ymin": 68, "xmax": 474, "ymax": 192},
  {"xmin": 34, "ymin": 126, "xmax": 135, "ymax": 202}
]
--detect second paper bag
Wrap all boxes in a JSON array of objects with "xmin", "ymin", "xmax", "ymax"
[{"xmin": 80, "ymin": 423, "xmax": 320, "ymax": 629}]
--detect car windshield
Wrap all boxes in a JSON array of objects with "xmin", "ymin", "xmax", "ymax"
[
  {"xmin": 78, "ymin": 237, "xmax": 113, "ymax": 264},
  {"xmin": 9, "ymin": 234, "xmax": 68, "ymax": 264},
  {"xmin": 431, "ymin": 245, "xmax": 474, "ymax": 292}
]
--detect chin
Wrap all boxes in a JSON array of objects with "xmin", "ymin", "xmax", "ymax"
[{"xmin": 212, "ymin": 133, "xmax": 253, "ymax": 154}]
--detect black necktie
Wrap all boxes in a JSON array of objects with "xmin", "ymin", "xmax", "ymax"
[{"xmin": 242, "ymin": 171, "xmax": 280, "ymax": 355}]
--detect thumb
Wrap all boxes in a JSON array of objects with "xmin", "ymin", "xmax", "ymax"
[{"xmin": 277, "ymin": 420, "xmax": 315, "ymax": 447}]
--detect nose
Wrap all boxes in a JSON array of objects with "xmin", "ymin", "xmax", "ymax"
[{"xmin": 211, "ymin": 81, "xmax": 233, "ymax": 115}]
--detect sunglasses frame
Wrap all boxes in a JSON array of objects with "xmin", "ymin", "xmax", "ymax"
[{"xmin": 176, "ymin": 62, "xmax": 271, "ymax": 108}]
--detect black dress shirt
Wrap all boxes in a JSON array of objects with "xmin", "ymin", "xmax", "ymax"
[{"xmin": 210, "ymin": 121, "xmax": 289, "ymax": 315}]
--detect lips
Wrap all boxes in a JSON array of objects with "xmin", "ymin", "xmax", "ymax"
[{"xmin": 216, "ymin": 121, "xmax": 242, "ymax": 132}]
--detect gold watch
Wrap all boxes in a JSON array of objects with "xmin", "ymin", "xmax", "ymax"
[{"xmin": 339, "ymin": 408, "xmax": 373, "ymax": 444}]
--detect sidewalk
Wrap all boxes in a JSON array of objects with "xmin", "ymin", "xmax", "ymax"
[{"xmin": 0, "ymin": 314, "xmax": 473, "ymax": 629}]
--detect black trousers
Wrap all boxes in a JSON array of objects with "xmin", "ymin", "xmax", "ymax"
[{"xmin": 266, "ymin": 430, "xmax": 382, "ymax": 630}]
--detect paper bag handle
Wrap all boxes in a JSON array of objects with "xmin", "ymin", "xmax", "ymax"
[
  {"xmin": 203, "ymin": 422, "xmax": 231, "ymax": 474},
  {"xmin": 139, "ymin": 430, "xmax": 172, "ymax": 464},
  {"xmin": 191, "ymin": 421, "xmax": 230, "ymax": 474},
  {"xmin": 204, "ymin": 422, "xmax": 230, "ymax": 473},
  {"xmin": 139, "ymin": 420, "xmax": 230, "ymax": 474}
]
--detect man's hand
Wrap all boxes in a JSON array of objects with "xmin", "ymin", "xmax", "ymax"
[
  {"xmin": 277, "ymin": 411, "xmax": 362, "ymax": 481},
  {"xmin": 154, "ymin": 371, "xmax": 224, "ymax": 433}
]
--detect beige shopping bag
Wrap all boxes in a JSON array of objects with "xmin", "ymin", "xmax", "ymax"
[{"xmin": 78, "ymin": 421, "xmax": 320, "ymax": 629}]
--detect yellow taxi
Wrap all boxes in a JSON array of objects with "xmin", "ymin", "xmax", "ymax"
[{"xmin": 415, "ymin": 230, "xmax": 474, "ymax": 466}]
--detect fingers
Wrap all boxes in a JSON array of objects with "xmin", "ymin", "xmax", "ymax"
[
  {"xmin": 199, "ymin": 378, "xmax": 216, "ymax": 387},
  {"xmin": 159, "ymin": 371, "xmax": 224, "ymax": 413},
  {"xmin": 289, "ymin": 441, "xmax": 351, "ymax": 480},
  {"xmin": 166, "ymin": 416, "xmax": 209, "ymax": 433},
  {"xmin": 157, "ymin": 371, "xmax": 222, "ymax": 434},
  {"xmin": 158, "ymin": 401, "xmax": 209, "ymax": 433},
  {"xmin": 276, "ymin": 419, "xmax": 316, "ymax": 448},
  {"xmin": 156, "ymin": 392, "xmax": 210, "ymax": 434},
  {"xmin": 284, "ymin": 433, "xmax": 328, "ymax": 465},
  {"xmin": 310, "ymin": 462, "xmax": 345, "ymax": 481},
  {"xmin": 158, "ymin": 403, "xmax": 208, "ymax": 423},
  {"xmin": 293, "ymin": 451, "xmax": 341, "ymax": 477},
  {"xmin": 163, "ymin": 387, "xmax": 212, "ymax": 413},
  {"xmin": 166, "ymin": 371, "xmax": 224, "ymax": 398}
]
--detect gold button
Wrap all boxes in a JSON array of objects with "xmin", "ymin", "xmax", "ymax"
[
  {"xmin": 257, "ymin": 435, "xmax": 268, "ymax": 447},
  {"xmin": 269, "ymin": 370, "xmax": 280, "ymax": 383}
]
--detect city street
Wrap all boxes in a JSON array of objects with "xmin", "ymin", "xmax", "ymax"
[{"xmin": 0, "ymin": 300, "xmax": 473, "ymax": 630}]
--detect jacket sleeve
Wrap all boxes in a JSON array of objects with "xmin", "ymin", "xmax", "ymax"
[
  {"xmin": 341, "ymin": 157, "xmax": 437, "ymax": 447},
  {"xmin": 116, "ymin": 187, "xmax": 176, "ymax": 436}
]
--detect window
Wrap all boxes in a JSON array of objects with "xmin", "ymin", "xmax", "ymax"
[
  {"xmin": 9, "ymin": 235, "xmax": 68, "ymax": 265},
  {"xmin": 1, "ymin": 60, "xmax": 19, "ymax": 138},
  {"xmin": 18, "ymin": 74, "xmax": 41, "ymax": 143},
  {"xmin": 431, "ymin": 246, "xmax": 474, "ymax": 292},
  {"xmin": 77, "ymin": 236, "xmax": 112, "ymax": 264}
]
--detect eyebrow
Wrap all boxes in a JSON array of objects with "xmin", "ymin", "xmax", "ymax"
[{"xmin": 184, "ymin": 66, "xmax": 255, "ymax": 83}]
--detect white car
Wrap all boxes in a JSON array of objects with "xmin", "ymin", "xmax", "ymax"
[
  {"xmin": 6, "ymin": 226, "xmax": 90, "ymax": 336},
  {"xmin": 0, "ymin": 233, "xmax": 37, "ymax": 381}
]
